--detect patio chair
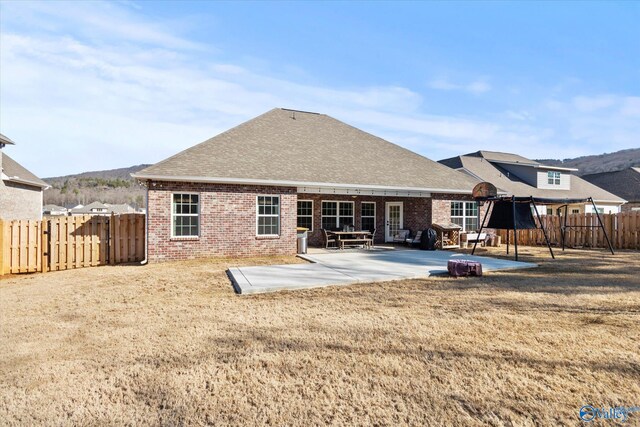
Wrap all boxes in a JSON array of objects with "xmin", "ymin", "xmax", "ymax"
[
  {"xmin": 322, "ymin": 229, "xmax": 337, "ymax": 249},
  {"xmin": 366, "ymin": 229, "xmax": 376, "ymax": 249},
  {"xmin": 392, "ymin": 230, "xmax": 410, "ymax": 244},
  {"xmin": 406, "ymin": 230, "xmax": 423, "ymax": 246}
]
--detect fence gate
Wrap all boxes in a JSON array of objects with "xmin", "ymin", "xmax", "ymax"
[{"xmin": 1, "ymin": 214, "xmax": 145, "ymax": 276}]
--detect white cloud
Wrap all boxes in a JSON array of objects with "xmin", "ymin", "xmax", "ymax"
[
  {"xmin": 1, "ymin": 1, "xmax": 638, "ymax": 178},
  {"xmin": 573, "ymin": 95, "xmax": 616, "ymax": 112},
  {"xmin": 428, "ymin": 78, "xmax": 491, "ymax": 94}
]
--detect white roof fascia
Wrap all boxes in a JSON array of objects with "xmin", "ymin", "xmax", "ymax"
[{"xmin": 132, "ymin": 174, "xmax": 474, "ymax": 195}]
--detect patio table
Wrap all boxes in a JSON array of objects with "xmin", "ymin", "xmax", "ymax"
[{"xmin": 332, "ymin": 231, "xmax": 373, "ymax": 249}]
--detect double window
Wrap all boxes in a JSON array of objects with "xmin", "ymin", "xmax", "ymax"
[
  {"xmin": 297, "ymin": 200, "xmax": 313, "ymax": 231},
  {"xmin": 361, "ymin": 202, "xmax": 376, "ymax": 232},
  {"xmin": 172, "ymin": 193, "xmax": 199, "ymax": 237},
  {"xmin": 547, "ymin": 171, "xmax": 561, "ymax": 185},
  {"xmin": 257, "ymin": 196, "xmax": 280, "ymax": 236},
  {"xmin": 321, "ymin": 201, "xmax": 354, "ymax": 230},
  {"xmin": 451, "ymin": 201, "xmax": 478, "ymax": 232}
]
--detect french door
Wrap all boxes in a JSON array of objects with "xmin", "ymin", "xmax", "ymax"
[{"xmin": 385, "ymin": 202, "xmax": 403, "ymax": 242}]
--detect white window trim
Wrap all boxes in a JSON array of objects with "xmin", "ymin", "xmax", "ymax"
[
  {"xmin": 256, "ymin": 194, "xmax": 281, "ymax": 237},
  {"xmin": 297, "ymin": 199, "xmax": 314, "ymax": 232},
  {"xmin": 321, "ymin": 200, "xmax": 355, "ymax": 229},
  {"xmin": 170, "ymin": 192, "xmax": 200, "ymax": 239},
  {"xmin": 547, "ymin": 171, "xmax": 561, "ymax": 185},
  {"xmin": 451, "ymin": 201, "xmax": 478, "ymax": 233},
  {"xmin": 361, "ymin": 201, "xmax": 376, "ymax": 230}
]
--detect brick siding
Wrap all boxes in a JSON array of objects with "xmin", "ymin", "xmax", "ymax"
[
  {"xmin": 146, "ymin": 182, "xmax": 479, "ymax": 260},
  {"xmin": 147, "ymin": 181, "xmax": 297, "ymax": 261}
]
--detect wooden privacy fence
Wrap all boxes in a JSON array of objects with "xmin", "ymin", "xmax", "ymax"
[
  {"xmin": 1, "ymin": 214, "xmax": 145, "ymax": 275},
  {"xmin": 497, "ymin": 211, "xmax": 640, "ymax": 250}
]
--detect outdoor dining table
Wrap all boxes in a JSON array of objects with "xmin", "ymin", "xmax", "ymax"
[{"xmin": 331, "ymin": 231, "xmax": 373, "ymax": 249}]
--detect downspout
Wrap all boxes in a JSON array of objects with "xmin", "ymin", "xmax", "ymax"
[{"xmin": 140, "ymin": 181, "xmax": 149, "ymax": 265}]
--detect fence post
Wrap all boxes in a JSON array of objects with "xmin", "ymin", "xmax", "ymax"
[
  {"xmin": 41, "ymin": 219, "xmax": 48, "ymax": 273},
  {"xmin": 0, "ymin": 220, "xmax": 5, "ymax": 276},
  {"xmin": 109, "ymin": 213, "xmax": 116, "ymax": 265}
]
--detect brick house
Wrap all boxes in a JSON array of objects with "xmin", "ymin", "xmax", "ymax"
[
  {"xmin": 0, "ymin": 133, "xmax": 49, "ymax": 220},
  {"xmin": 133, "ymin": 108, "xmax": 480, "ymax": 261}
]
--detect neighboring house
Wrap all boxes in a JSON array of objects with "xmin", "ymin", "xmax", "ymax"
[
  {"xmin": 43, "ymin": 204, "xmax": 68, "ymax": 216},
  {"xmin": 133, "ymin": 108, "xmax": 480, "ymax": 261},
  {"xmin": 439, "ymin": 151, "xmax": 625, "ymax": 216},
  {"xmin": 0, "ymin": 133, "xmax": 49, "ymax": 220},
  {"xmin": 69, "ymin": 201, "xmax": 136, "ymax": 216},
  {"xmin": 582, "ymin": 168, "xmax": 640, "ymax": 212},
  {"xmin": 69, "ymin": 201, "xmax": 110, "ymax": 215}
]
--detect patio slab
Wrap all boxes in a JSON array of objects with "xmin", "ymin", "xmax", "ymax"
[{"xmin": 229, "ymin": 249, "xmax": 537, "ymax": 295}]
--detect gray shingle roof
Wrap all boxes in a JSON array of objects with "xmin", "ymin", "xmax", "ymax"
[
  {"xmin": 439, "ymin": 154, "xmax": 625, "ymax": 203},
  {"xmin": 582, "ymin": 168, "xmax": 640, "ymax": 202},
  {"xmin": 1, "ymin": 152, "xmax": 48, "ymax": 188},
  {"xmin": 134, "ymin": 108, "xmax": 478, "ymax": 193}
]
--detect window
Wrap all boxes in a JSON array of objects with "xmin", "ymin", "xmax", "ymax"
[
  {"xmin": 321, "ymin": 201, "xmax": 354, "ymax": 230},
  {"xmin": 172, "ymin": 193, "xmax": 199, "ymax": 237},
  {"xmin": 450, "ymin": 201, "xmax": 478, "ymax": 232},
  {"xmin": 257, "ymin": 195, "xmax": 280, "ymax": 236},
  {"xmin": 547, "ymin": 171, "xmax": 561, "ymax": 185},
  {"xmin": 361, "ymin": 202, "xmax": 376, "ymax": 232},
  {"xmin": 297, "ymin": 200, "xmax": 313, "ymax": 231}
]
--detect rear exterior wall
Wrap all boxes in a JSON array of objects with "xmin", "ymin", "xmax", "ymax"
[{"xmin": 147, "ymin": 181, "xmax": 297, "ymax": 261}]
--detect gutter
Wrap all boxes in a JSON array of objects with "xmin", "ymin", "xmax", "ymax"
[
  {"xmin": 130, "ymin": 173, "xmax": 475, "ymax": 195},
  {"xmin": 4, "ymin": 175, "xmax": 50, "ymax": 189}
]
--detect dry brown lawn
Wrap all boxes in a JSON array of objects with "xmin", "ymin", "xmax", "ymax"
[{"xmin": 1, "ymin": 247, "xmax": 639, "ymax": 426}]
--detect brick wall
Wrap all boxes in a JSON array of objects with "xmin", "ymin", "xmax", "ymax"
[
  {"xmin": 297, "ymin": 193, "xmax": 433, "ymax": 246},
  {"xmin": 147, "ymin": 181, "xmax": 297, "ymax": 261},
  {"xmin": 432, "ymin": 193, "xmax": 490, "ymax": 231},
  {"xmin": 0, "ymin": 180, "xmax": 43, "ymax": 220}
]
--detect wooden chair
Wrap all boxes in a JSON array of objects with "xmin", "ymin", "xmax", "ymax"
[
  {"xmin": 366, "ymin": 229, "xmax": 376, "ymax": 249},
  {"xmin": 322, "ymin": 229, "xmax": 337, "ymax": 249}
]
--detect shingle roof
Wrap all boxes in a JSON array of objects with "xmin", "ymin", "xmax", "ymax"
[
  {"xmin": 0, "ymin": 133, "xmax": 16, "ymax": 146},
  {"xmin": 466, "ymin": 150, "xmax": 540, "ymax": 166},
  {"xmin": 582, "ymin": 168, "xmax": 640, "ymax": 202},
  {"xmin": 1, "ymin": 152, "xmax": 48, "ymax": 188},
  {"xmin": 134, "ymin": 108, "xmax": 478, "ymax": 193},
  {"xmin": 439, "ymin": 154, "xmax": 625, "ymax": 203}
]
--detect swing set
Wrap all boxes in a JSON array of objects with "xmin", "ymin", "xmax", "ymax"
[{"xmin": 470, "ymin": 182, "xmax": 614, "ymax": 261}]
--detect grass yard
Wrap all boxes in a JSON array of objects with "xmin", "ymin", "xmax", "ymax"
[{"xmin": 1, "ymin": 247, "xmax": 639, "ymax": 426}]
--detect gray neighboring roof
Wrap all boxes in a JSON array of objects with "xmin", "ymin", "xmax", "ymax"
[
  {"xmin": 134, "ymin": 108, "xmax": 479, "ymax": 193},
  {"xmin": 582, "ymin": 168, "xmax": 640, "ymax": 202},
  {"xmin": 70, "ymin": 202, "xmax": 135, "ymax": 215},
  {"xmin": 43, "ymin": 204, "xmax": 67, "ymax": 211},
  {"xmin": 0, "ymin": 133, "xmax": 16, "ymax": 146},
  {"xmin": 1, "ymin": 152, "xmax": 48, "ymax": 188},
  {"xmin": 108, "ymin": 203, "xmax": 135, "ymax": 214},
  {"xmin": 466, "ymin": 150, "xmax": 540, "ymax": 166},
  {"xmin": 70, "ymin": 201, "xmax": 109, "ymax": 214},
  {"xmin": 439, "ymin": 154, "xmax": 626, "ymax": 203}
]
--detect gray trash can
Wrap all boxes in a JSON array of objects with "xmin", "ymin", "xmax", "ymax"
[{"xmin": 296, "ymin": 228, "xmax": 308, "ymax": 254}]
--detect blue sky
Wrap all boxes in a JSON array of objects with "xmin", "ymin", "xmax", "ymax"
[{"xmin": 1, "ymin": 1, "xmax": 638, "ymax": 177}]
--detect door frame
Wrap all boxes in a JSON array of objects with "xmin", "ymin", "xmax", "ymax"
[{"xmin": 385, "ymin": 202, "xmax": 404, "ymax": 242}]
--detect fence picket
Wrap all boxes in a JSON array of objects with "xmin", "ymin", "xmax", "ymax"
[
  {"xmin": 496, "ymin": 212, "xmax": 639, "ymax": 251},
  {"xmin": 0, "ymin": 214, "xmax": 146, "ymax": 276}
]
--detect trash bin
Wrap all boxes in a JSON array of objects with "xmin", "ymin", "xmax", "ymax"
[{"xmin": 296, "ymin": 227, "xmax": 308, "ymax": 254}]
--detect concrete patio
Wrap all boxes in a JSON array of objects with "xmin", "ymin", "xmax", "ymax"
[{"xmin": 228, "ymin": 248, "xmax": 537, "ymax": 295}]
